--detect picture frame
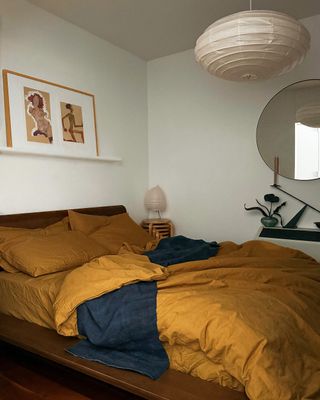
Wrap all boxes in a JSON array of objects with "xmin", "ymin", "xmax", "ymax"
[{"xmin": 2, "ymin": 70, "xmax": 99, "ymax": 158}]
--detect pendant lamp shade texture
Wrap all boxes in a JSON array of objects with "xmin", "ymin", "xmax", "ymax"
[
  {"xmin": 195, "ymin": 10, "xmax": 310, "ymax": 81},
  {"xmin": 296, "ymin": 104, "xmax": 320, "ymax": 128},
  {"xmin": 144, "ymin": 186, "xmax": 166, "ymax": 212}
]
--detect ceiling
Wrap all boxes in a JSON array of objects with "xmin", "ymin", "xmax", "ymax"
[{"xmin": 27, "ymin": 0, "xmax": 320, "ymax": 60}]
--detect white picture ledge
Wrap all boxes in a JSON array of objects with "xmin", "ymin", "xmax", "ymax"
[{"xmin": 0, "ymin": 147, "xmax": 122, "ymax": 162}]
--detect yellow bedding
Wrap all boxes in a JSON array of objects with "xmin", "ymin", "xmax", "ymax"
[
  {"xmin": 53, "ymin": 241, "xmax": 320, "ymax": 400},
  {"xmin": 0, "ymin": 269, "xmax": 68, "ymax": 329}
]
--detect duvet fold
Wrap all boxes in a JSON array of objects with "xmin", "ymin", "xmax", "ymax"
[{"xmin": 54, "ymin": 253, "xmax": 167, "ymax": 336}]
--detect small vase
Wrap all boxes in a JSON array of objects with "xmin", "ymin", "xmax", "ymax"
[{"xmin": 261, "ymin": 217, "xmax": 278, "ymax": 227}]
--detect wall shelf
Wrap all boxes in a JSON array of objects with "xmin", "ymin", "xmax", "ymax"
[
  {"xmin": 256, "ymin": 226, "xmax": 320, "ymax": 261},
  {"xmin": 258, "ymin": 226, "xmax": 320, "ymax": 242},
  {"xmin": 0, "ymin": 147, "xmax": 122, "ymax": 162}
]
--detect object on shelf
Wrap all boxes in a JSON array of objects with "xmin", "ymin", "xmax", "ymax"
[
  {"xmin": 284, "ymin": 205, "xmax": 308, "ymax": 229},
  {"xmin": 3, "ymin": 70, "xmax": 99, "ymax": 159},
  {"xmin": 260, "ymin": 216, "xmax": 278, "ymax": 227},
  {"xmin": 244, "ymin": 193, "xmax": 286, "ymax": 227},
  {"xmin": 141, "ymin": 219, "xmax": 174, "ymax": 240}
]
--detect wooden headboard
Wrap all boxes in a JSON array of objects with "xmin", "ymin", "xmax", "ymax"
[{"xmin": 0, "ymin": 205, "xmax": 126, "ymax": 229}]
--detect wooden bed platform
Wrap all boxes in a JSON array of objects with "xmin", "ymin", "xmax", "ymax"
[
  {"xmin": 0, "ymin": 205, "xmax": 248, "ymax": 400},
  {"xmin": 0, "ymin": 314, "xmax": 247, "ymax": 400}
]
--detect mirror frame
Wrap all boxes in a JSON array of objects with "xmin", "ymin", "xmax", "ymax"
[{"xmin": 256, "ymin": 79, "xmax": 320, "ymax": 182}]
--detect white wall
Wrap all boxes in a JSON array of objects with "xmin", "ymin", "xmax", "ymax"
[
  {"xmin": 1, "ymin": 2, "xmax": 319, "ymax": 240},
  {"xmin": 148, "ymin": 15, "xmax": 320, "ymax": 243},
  {"xmin": 0, "ymin": 0, "xmax": 148, "ymax": 221}
]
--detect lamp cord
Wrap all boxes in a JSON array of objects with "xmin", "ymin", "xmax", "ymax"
[{"xmin": 250, "ymin": 0, "xmax": 252, "ymax": 10}]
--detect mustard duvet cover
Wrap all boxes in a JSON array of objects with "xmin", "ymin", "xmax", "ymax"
[{"xmin": 53, "ymin": 240, "xmax": 320, "ymax": 400}]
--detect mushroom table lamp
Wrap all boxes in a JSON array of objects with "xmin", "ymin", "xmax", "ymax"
[{"xmin": 144, "ymin": 185, "xmax": 166, "ymax": 218}]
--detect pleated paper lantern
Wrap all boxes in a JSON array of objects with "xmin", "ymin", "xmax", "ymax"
[
  {"xmin": 144, "ymin": 186, "xmax": 167, "ymax": 215},
  {"xmin": 195, "ymin": 10, "xmax": 310, "ymax": 81},
  {"xmin": 296, "ymin": 104, "xmax": 320, "ymax": 128}
]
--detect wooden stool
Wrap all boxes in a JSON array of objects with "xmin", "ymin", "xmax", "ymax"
[{"xmin": 141, "ymin": 219, "xmax": 174, "ymax": 239}]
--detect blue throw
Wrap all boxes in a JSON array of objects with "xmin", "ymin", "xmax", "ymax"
[
  {"xmin": 67, "ymin": 281, "xmax": 169, "ymax": 379},
  {"xmin": 68, "ymin": 236, "xmax": 219, "ymax": 379},
  {"xmin": 145, "ymin": 235, "xmax": 219, "ymax": 266}
]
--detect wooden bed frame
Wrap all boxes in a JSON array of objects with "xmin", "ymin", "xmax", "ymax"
[{"xmin": 0, "ymin": 205, "xmax": 248, "ymax": 400}]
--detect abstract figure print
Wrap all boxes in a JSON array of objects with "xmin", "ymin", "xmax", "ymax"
[
  {"xmin": 24, "ymin": 87, "xmax": 53, "ymax": 144},
  {"xmin": 60, "ymin": 102, "xmax": 85, "ymax": 143}
]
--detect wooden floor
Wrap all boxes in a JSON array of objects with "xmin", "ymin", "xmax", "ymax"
[{"xmin": 0, "ymin": 342, "xmax": 143, "ymax": 400}]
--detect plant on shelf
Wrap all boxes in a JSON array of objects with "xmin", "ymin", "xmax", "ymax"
[{"xmin": 244, "ymin": 194, "xmax": 286, "ymax": 227}]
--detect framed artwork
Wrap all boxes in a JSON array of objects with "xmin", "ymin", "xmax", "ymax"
[{"xmin": 3, "ymin": 70, "xmax": 99, "ymax": 157}]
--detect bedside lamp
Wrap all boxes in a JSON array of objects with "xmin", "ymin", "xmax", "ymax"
[
  {"xmin": 142, "ymin": 186, "xmax": 173, "ymax": 239},
  {"xmin": 141, "ymin": 186, "xmax": 174, "ymax": 240},
  {"xmin": 144, "ymin": 185, "xmax": 166, "ymax": 219}
]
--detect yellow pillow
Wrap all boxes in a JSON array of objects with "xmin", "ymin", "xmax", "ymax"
[
  {"xmin": 43, "ymin": 217, "xmax": 70, "ymax": 234},
  {"xmin": 0, "ymin": 217, "xmax": 69, "ymax": 242},
  {"xmin": 68, "ymin": 210, "xmax": 109, "ymax": 234},
  {"xmin": 0, "ymin": 258, "xmax": 19, "ymax": 273},
  {"xmin": 68, "ymin": 210, "xmax": 153, "ymax": 254},
  {"xmin": 1, "ymin": 231, "xmax": 107, "ymax": 277},
  {"xmin": 0, "ymin": 217, "xmax": 70, "ymax": 273}
]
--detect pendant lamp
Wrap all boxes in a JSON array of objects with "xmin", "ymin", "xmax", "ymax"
[
  {"xmin": 296, "ymin": 104, "xmax": 320, "ymax": 128},
  {"xmin": 194, "ymin": 1, "xmax": 310, "ymax": 81}
]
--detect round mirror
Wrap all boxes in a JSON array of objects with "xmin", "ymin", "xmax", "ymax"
[{"xmin": 257, "ymin": 80, "xmax": 320, "ymax": 181}]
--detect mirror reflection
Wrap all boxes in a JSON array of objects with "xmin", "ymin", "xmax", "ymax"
[{"xmin": 257, "ymin": 80, "xmax": 320, "ymax": 181}]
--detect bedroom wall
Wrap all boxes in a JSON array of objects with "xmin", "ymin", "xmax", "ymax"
[
  {"xmin": 147, "ymin": 15, "xmax": 320, "ymax": 243},
  {"xmin": 0, "ymin": 0, "xmax": 148, "ymax": 221}
]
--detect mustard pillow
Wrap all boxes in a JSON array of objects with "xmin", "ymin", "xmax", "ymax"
[
  {"xmin": 0, "ymin": 217, "xmax": 70, "ymax": 273},
  {"xmin": 43, "ymin": 217, "xmax": 70, "ymax": 234},
  {"xmin": 69, "ymin": 211, "xmax": 154, "ymax": 254},
  {"xmin": 0, "ymin": 217, "xmax": 69, "ymax": 242},
  {"xmin": 68, "ymin": 210, "xmax": 109, "ymax": 234},
  {"xmin": 1, "ymin": 231, "xmax": 107, "ymax": 277},
  {"xmin": 0, "ymin": 258, "xmax": 19, "ymax": 273},
  {"xmin": 68, "ymin": 210, "xmax": 153, "ymax": 254}
]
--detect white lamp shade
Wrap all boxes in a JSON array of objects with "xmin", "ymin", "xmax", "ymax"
[
  {"xmin": 195, "ymin": 10, "xmax": 310, "ymax": 81},
  {"xmin": 144, "ymin": 186, "xmax": 166, "ymax": 212},
  {"xmin": 296, "ymin": 104, "xmax": 320, "ymax": 128}
]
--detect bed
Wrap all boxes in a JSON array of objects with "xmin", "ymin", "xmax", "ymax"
[{"xmin": 0, "ymin": 205, "xmax": 319, "ymax": 400}]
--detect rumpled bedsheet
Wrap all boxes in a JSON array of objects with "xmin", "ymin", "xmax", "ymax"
[
  {"xmin": 144, "ymin": 235, "xmax": 219, "ymax": 266},
  {"xmin": 54, "ymin": 241, "xmax": 320, "ymax": 400}
]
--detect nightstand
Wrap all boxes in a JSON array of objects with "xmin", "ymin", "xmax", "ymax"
[{"xmin": 141, "ymin": 219, "xmax": 174, "ymax": 239}]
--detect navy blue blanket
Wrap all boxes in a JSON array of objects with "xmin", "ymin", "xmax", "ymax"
[
  {"xmin": 68, "ymin": 281, "xmax": 169, "ymax": 379},
  {"xmin": 68, "ymin": 236, "xmax": 218, "ymax": 379},
  {"xmin": 145, "ymin": 235, "xmax": 219, "ymax": 266}
]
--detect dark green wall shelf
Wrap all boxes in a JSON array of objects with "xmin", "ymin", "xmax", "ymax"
[{"xmin": 259, "ymin": 227, "xmax": 320, "ymax": 242}]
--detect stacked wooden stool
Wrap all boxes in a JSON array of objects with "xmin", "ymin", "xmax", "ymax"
[{"xmin": 141, "ymin": 219, "xmax": 174, "ymax": 239}]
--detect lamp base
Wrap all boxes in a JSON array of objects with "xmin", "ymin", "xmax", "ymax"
[{"xmin": 141, "ymin": 219, "xmax": 174, "ymax": 239}]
